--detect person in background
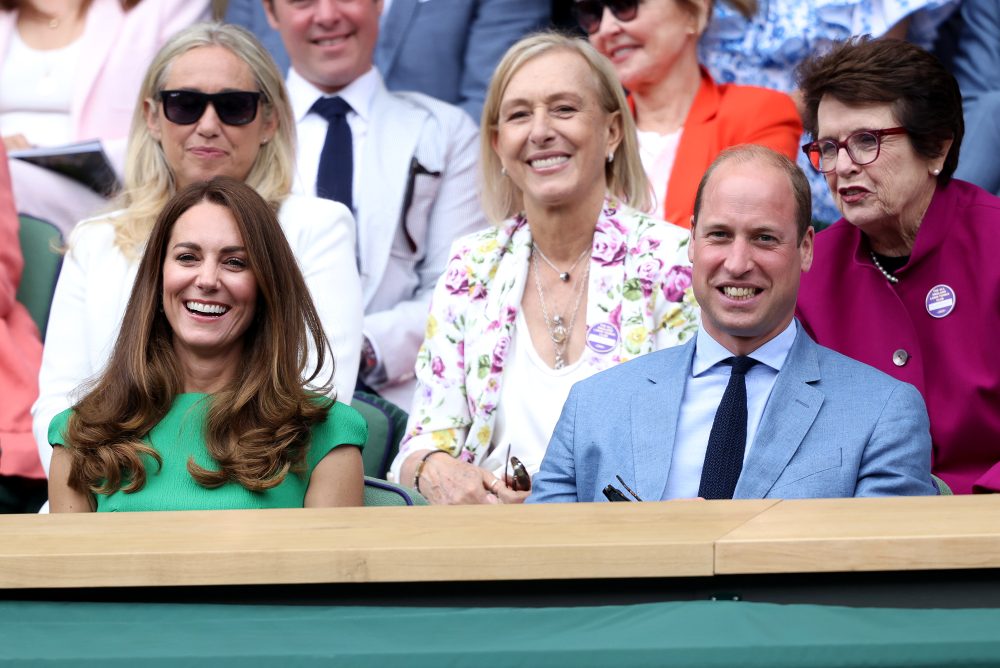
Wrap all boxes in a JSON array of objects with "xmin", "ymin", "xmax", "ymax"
[
  {"xmin": 0, "ymin": 142, "xmax": 45, "ymax": 513},
  {"xmin": 700, "ymin": 0, "xmax": 958, "ymax": 225},
  {"xmin": 48, "ymin": 178, "xmax": 365, "ymax": 512},
  {"xmin": 33, "ymin": 23, "xmax": 362, "ymax": 477},
  {"xmin": 264, "ymin": 0, "xmax": 485, "ymax": 409},
  {"xmin": 579, "ymin": 0, "xmax": 801, "ymax": 227},
  {"xmin": 796, "ymin": 38, "xmax": 1000, "ymax": 494},
  {"xmin": 935, "ymin": 0, "xmax": 1000, "ymax": 196},
  {"xmin": 223, "ymin": 0, "xmax": 549, "ymax": 122},
  {"xmin": 529, "ymin": 145, "xmax": 936, "ymax": 503},
  {"xmin": 0, "ymin": 0, "xmax": 211, "ymax": 235},
  {"xmin": 390, "ymin": 33, "xmax": 700, "ymax": 504}
]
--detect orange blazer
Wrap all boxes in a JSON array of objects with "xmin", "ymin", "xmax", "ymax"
[{"xmin": 632, "ymin": 67, "xmax": 802, "ymax": 229}]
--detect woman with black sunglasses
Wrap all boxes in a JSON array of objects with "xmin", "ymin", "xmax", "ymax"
[
  {"xmin": 576, "ymin": 0, "xmax": 801, "ymax": 229},
  {"xmin": 32, "ymin": 23, "xmax": 363, "ymax": 482}
]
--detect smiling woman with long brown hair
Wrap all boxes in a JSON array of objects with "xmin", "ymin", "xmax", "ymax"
[{"xmin": 47, "ymin": 177, "xmax": 365, "ymax": 512}]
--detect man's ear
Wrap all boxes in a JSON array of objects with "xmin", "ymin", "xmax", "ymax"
[
  {"xmin": 263, "ymin": 0, "xmax": 280, "ymax": 30},
  {"xmin": 687, "ymin": 220, "xmax": 696, "ymax": 263},
  {"xmin": 799, "ymin": 226, "xmax": 815, "ymax": 273}
]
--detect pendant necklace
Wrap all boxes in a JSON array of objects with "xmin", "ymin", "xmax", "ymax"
[
  {"xmin": 532, "ymin": 248, "xmax": 589, "ymax": 369},
  {"xmin": 532, "ymin": 243, "xmax": 590, "ymax": 282}
]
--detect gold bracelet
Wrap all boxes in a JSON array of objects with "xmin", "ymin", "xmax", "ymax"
[{"xmin": 413, "ymin": 450, "xmax": 447, "ymax": 492}]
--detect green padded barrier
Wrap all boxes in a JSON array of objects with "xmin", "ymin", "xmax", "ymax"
[
  {"xmin": 2, "ymin": 600, "xmax": 1000, "ymax": 666},
  {"xmin": 14, "ymin": 214, "xmax": 62, "ymax": 339}
]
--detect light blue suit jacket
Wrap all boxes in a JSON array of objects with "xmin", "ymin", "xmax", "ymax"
[
  {"xmin": 528, "ymin": 326, "xmax": 937, "ymax": 503},
  {"xmin": 224, "ymin": 0, "xmax": 549, "ymax": 121}
]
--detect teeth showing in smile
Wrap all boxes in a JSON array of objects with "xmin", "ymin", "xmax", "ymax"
[
  {"xmin": 722, "ymin": 286, "xmax": 758, "ymax": 299},
  {"xmin": 530, "ymin": 156, "xmax": 569, "ymax": 169},
  {"xmin": 186, "ymin": 301, "xmax": 229, "ymax": 316}
]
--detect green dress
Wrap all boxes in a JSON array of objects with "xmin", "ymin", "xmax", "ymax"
[{"xmin": 49, "ymin": 394, "xmax": 367, "ymax": 512}]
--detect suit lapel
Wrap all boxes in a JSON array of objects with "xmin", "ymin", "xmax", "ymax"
[
  {"xmin": 358, "ymin": 82, "xmax": 424, "ymax": 305},
  {"xmin": 631, "ymin": 341, "xmax": 694, "ymax": 501},
  {"xmin": 734, "ymin": 328, "xmax": 824, "ymax": 498},
  {"xmin": 71, "ymin": 0, "xmax": 122, "ymax": 131},
  {"xmin": 374, "ymin": 0, "xmax": 417, "ymax": 77}
]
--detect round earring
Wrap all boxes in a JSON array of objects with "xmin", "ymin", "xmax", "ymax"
[
  {"xmin": 607, "ymin": 151, "xmax": 614, "ymax": 163},
  {"xmin": 501, "ymin": 166, "xmax": 508, "ymax": 177},
  {"xmin": 931, "ymin": 167, "xmax": 941, "ymax": 176}
]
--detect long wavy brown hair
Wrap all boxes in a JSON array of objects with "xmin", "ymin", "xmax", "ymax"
[{"xmin": 64, "ymin": 177, "xmax": 335, "ymax": 496}]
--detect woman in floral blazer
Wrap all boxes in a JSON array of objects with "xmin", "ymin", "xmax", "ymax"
[{"xmin": 389, "ymin": 34, "xmax": 700, "ymax": 503}]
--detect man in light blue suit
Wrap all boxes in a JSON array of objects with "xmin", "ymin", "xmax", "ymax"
[
  {"xmin": 529, "ymin": 145, "xmax": 936, "ymax": 503},
  {"xmin": 225, "ymin": 0, "xmax": 549, "ymax": 121}
]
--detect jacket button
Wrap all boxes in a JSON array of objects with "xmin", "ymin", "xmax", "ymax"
[{"xmin": 892, "ymin": 349, "xmax": 910, "ymax": 367}]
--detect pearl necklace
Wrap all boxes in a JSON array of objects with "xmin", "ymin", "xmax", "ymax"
[
  {"xmin": 869, "ymin": 251, "xmax": 900, "ymax": 284},
  {"xmin": 532, "ymin": 243, "xmax": 590, "ymax": 282}
]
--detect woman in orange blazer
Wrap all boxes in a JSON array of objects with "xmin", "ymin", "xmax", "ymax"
[
  {"xmin": 576, "ymin": 0, "xmax": 801, "ymax": 227},
  {"xmin": 0, "ymin": 142, "xmax": 45, "ymax": 512}
]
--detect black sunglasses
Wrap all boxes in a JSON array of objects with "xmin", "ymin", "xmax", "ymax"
[
  {"xmin": 159, "ymin": 90, "xmax": 263, "ymax": 127},
  {"xmin": 573, "ymin": 0, "xmax": 640, "ymax": 34}
]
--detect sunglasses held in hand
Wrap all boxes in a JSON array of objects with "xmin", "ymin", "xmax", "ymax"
[
  {"xmin": 572, "ymin": 0, "xmax": 640, "ymax": 34},
  {"xmin": 159, "ymin": 90, "xmax": 263, "ymax": 126}
]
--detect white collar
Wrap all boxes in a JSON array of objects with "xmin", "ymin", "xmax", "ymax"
[
  {"xmin": 692, "ymin": 319, "xmax": 797, "ymax": 377},
  {"xmin": 286, "ymin": 66, "xmax": 381, "ymax": 124}
]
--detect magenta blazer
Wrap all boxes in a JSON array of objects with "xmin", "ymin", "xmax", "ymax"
[{"xmin": 797, "ymin": 179, "xmax": 1000, "ymax": 494}]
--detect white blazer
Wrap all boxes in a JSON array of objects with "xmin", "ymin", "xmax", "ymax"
[
  {"xmin": 32, "ymin": 195, "xmax": 362, "ymax": 475},
  {"xmin": 351, "ymin": 77, "xmax": 486, "ymax": 408}
]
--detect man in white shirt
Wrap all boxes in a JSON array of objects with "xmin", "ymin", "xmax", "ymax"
[
  {"xmin": 529, "ymin": 145, "xmax": 936, "ymax": 502},
  {"xmin": 264, "ymin": 0, "xmax": 486, "ymax": 409}
]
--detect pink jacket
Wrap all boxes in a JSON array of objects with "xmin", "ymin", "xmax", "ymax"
[
  {"xmin": 797, "ymin": 179, "xmax": 1000, "ymax": 494},
  {"xmin": 0, "ymin": 0, "xmax": 210, "ymax": 169},
  {"xmin": 0, "ymin": 143, "xmax": 43, "ymax": 478}
]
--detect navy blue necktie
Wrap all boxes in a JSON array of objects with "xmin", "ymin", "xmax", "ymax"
[
  {"xmin": 698, "ymin": 355, "xmax": 759, "ymax": 500},
  {"xmin": 312, "ymin": 96, "xmax": 353, "ymax": 212}
]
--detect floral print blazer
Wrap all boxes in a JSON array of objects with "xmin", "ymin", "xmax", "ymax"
[{"xmin": 389, "ymin": 197, "xmax": 700, "ymax": 481}]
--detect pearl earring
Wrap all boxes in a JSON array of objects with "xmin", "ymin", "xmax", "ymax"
[
  {"xmin": 607, "ymin": 151, "xmax": 614, "ymax": 163},
  {"xmin": 501, "ymin": 166, "xmax": 508, "ymax": 177},
  {"xmin": 931, "ymin": 167, "xmax": 941, "ymax": 176}
]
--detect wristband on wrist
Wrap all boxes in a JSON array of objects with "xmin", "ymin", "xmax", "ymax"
[{"xmin": 413, "ymin": 449, "xmax": 447, "ymax": 492}]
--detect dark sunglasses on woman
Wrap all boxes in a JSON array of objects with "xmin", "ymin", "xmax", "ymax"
[
  {"xmin": 159, "ymin": 90, "xmax": 263, "ymax": 126},
  {"xmin": 573, "ymin": 0, "xmax": 640, "ymax": 34}
]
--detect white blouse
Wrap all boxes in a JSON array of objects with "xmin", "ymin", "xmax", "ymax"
[
  {"xmin": 0, "ymin": 31, "xmax": 81, "ymax": 145},
  {"xmin": 489, "ymin": 310, "xmax": 593, "ymax": 479}
]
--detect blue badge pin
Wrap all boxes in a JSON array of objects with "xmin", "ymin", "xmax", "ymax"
[
  {"xmin": 925, "ymin": 284, "xmax": 956, "ymax": 319},
  {"xmin": 586, "ymin": 322, "xmax": 619, "ymax": 354}
]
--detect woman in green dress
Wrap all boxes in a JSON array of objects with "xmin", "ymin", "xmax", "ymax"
[{"xmin": 47, "ymin": 177, "xmax": 365, "ymax": 512}]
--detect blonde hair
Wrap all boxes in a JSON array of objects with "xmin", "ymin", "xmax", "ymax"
[
  {"xmin": 112, "ymin": 22, "xmax": 295, "ymax": 257},
  {"xmin": 479, "ymin": 32, "xmax": 650, "ymax": 223}
]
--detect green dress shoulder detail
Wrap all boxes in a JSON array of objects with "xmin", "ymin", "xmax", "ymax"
[{"xmin": 49, "ymin": 394, "xmax": 367, "ymax": 512}]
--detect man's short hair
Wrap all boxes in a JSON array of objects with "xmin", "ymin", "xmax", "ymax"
[{"xmin": 692, "ymin": 145, "xmax": 813, "ymax": 242}]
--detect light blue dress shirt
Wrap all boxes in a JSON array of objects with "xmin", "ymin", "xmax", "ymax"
[{"xmin": 662, "ymin": 320, "xmax": 797, "ymax": 499}]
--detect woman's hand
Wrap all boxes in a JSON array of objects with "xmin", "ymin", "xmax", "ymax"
[
  {"xmin": 405, "ymin": 450, "xmax": 506, "ymax": 505},
  {"xmin": 3, "ymin": 134, "xmax": 32, "ymax": 152}
]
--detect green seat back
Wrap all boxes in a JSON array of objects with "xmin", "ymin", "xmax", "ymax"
[
  {"xmin": 352, "ymin": 390, "xmax": 409, "ymax": 479},
  {"xmin": 363, "ymin": 476, "xmax": 427, "ymax": 506},
  {"xmin": 15, "ymin": 215, "xmax": 63, "ymax": 339},
  {"xmin": 932, "ymin": 474, "xmax": 953, "ymax": 496}
]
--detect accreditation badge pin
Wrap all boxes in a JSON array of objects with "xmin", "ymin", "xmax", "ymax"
[
  {"xmin": 586, "ymin": 322, "xmax": 619, "ymax": 354},
  {"xmin": 925, "ymin": 284, "xmax": 956, "ymax": 319}
]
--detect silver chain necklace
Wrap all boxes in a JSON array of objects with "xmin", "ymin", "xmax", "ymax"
[
  {"xmin": 532, "ymin": 243, "xmax": 590, "ymax": 282},
  {"xmin": 869, "ymin": 251, "xmax": 900, "ymax": 284},
  {"xmin": 531, "ymin": 248, "xmax": 589, "ymax": 369}
]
